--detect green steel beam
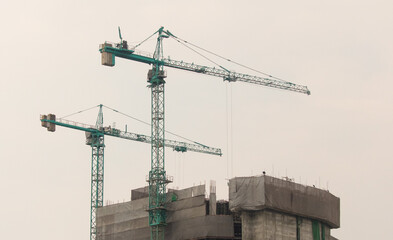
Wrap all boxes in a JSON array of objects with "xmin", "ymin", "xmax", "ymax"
[
  {"xmin": 89, "ymin": 133, "xmax": 104, "ymax": 240},
  {"xmin": 41, "ymin": 118, "xmax": 98, "ymax": 133},
  {"xmin": 101, "ymin": 46, "xmax": 161, "ymax": 65},
  {"xmin": 90, "ymin": 105, "xmax": 104, "ymax": 240},
  {"xmin": 40, "ymin": 117, "xmax": 222, "ymax": 156},
  {"xmin": 147, "ymin": 27, "xmax": 169, "ymax": 240}
]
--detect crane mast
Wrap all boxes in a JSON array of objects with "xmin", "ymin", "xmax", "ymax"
[
  {"xmin": 147, "ymin": 27, "xmax": 169, "ymax": 240},
  {"xmin": 100, "ymin": 27, "xmax": 310, "ymax": 240},
  {"xmin": 90, "ymin": 105, "xmax": 104, "ymax": 240}
]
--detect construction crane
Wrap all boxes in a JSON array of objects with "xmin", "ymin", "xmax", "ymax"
[
  {"xmin": 40, "ymin": 104, "xmax": 221, "ymax": 240},
  {"xmin": 100, "ymin": 27, "xmax": 310, "ymax": 240}
]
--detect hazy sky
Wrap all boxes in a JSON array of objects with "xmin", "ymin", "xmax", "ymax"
[{"xmin": 1, "ymin": 1, "xmax": 392, "ymax": 239}]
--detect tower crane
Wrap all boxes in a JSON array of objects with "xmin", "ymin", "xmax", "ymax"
[
  {"xmin": 100, "ymin": 27, "xmax": 310, "ymax": 240},
  {"xmin": 40, "ymin": 104, "xmax": 221, "ymax": 240}
]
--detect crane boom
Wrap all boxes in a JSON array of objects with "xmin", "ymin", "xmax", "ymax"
[
  {"xmin": 163, "ymin": 58, "xmax": 310, "ymax": 95},
  {"xmin": 40, "ymin": 115, "xmax": 222, "ymax": 156},
  {"xmin": 100, "ymin": 42, "xmax": 310, "ymax": 95}
]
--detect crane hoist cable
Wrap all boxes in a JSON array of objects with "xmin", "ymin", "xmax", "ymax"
[
  {"xmin": 225, "ymin": 83, "xmax": 229, "ymax": 178},
  {"xmin": 225, "ymin": 83, "xmax": 234, "ymax": 178},
  {"xmin": 230, "ymin": 84, "xmax": 233, "ymax": 178}
]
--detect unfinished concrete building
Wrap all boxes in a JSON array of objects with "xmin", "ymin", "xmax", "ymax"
[
  {"xmin": 96, "ymin": 175, "xmax": 340, "ymax": 240},
  {"xmin": 229, "ymin": 176, "xmax": 340, "ymax": 240}
]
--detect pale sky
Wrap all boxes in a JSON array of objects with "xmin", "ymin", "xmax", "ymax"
[{"xmin": 1, "ymin": 1, "xmax": 392, "ymax": 239}]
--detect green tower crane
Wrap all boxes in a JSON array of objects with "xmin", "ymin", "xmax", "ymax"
[
  {"xmin": 40, "ymin": 104, "xmax": 221, "ymax": 240},
  {"xmin": 100, "ymin": 27, "xmax": 310, "ymax": 240}
]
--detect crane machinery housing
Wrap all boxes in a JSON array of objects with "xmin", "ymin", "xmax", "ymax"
[{"xmin": 100, "ymin": 27, "xmax": 310, "ymax": 240}]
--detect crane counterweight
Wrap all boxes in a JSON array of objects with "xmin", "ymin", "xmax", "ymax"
[{"xmin": 40, "ymin": 114, "xmax": 56, "ymax": 132}]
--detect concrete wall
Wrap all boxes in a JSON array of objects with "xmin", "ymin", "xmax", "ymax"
[
  {"xmin": 168, "ymin": 184, "xmax": 205, "ymax": 200},
  {"xmin": 229, "ymin": 176, "xmax": 340, "ymax": 228},
  {"xmin": 242, "ymin": 210, "xmax": 296, "ymax": 240},
  {"xmin": 298, "ymin": 215, "xmax": 330, "ymax": 240},
  {"xmin": 242, "ymin": 210, "xmax": 331, "ymax": 240},
  {"xmin": 131, "ymin": 186, "xmax": 149, "ymax": 201}
]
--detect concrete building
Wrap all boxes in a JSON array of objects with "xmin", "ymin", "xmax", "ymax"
[
  {"xmin": 96, "ymin": 175, "xmax": 340, "ymax": 240},
  {"xmin": 229, "ymin": 175, "xmax": 340, "ymax": 240}
]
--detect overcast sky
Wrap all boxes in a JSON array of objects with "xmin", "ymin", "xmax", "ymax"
[{"xmin": 1, "ymin": 1, "xmax": 392, "ymax": 239}]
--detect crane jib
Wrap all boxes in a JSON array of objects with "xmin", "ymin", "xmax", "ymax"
[
  {"xmin": 100, "ymin": 43, "xmax": 310, "ymax": 95},
  {"xmin": 40, "ymin": 115, "xmax": 222, "ymax": 156}
]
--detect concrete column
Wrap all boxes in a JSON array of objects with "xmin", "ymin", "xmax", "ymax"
[{"xmin": 209, "ymin": 180, "xmax": 216, "ymax": 215}]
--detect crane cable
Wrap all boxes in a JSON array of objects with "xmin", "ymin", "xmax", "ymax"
[
  {"xmin": 102, "ymin": 105, "xmax": 209, "ymax": 147},
  {"xmin": 132, "ymin": 29, "xmax": 159, "ymax": 50},
  {"xmin": 168, "ymin": 34, "xmax": 289, "ymax": 83},
  {"xmin": 60, "ymin": 105, "xmax": 100, "ymax": 119},
  {"xmin": 171, "ymin": 38, "xmax": 229, "ymax": 72},
  {"xmin": 130, "ymin": 29, "xmax": 228, "ymax": 73},
  {"xmin": 225, "ymin": 84, "xmax": 234, "ymax": 179},
  {"xmin": 225, "ymin": 84, "xmax": 229, "ymax": 179},
  {"xmin": 61, "ymin": 104, "xmax": 210, "ymax": 148},
  {"xmin": 102, "ymin": 105, "xmax": 150, "ymax": 127},
  {"xmin": 128, "ymin": 28, "xmax": 290, "ymax": 84},
  {"xmin": 230, "ymin": 85, "xmax": 233, "ymax": 178}
]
